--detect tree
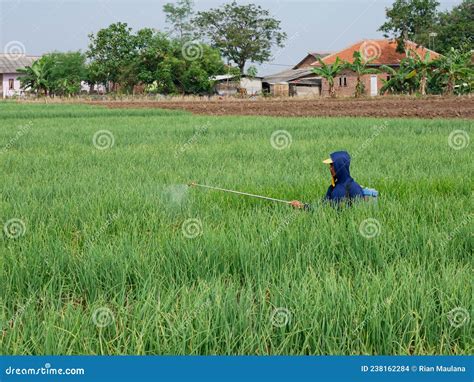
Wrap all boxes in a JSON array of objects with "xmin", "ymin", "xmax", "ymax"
[
  {"xmin": 379, "ymin": 0, "xmax": 440, "ymax": 52},
  {"xmin": 433, "ymin": 47, "xmax": 473, "ymax": 94},
  {"xmin": 87, "ymin": 22, "xmax": 146, "ymax": 90},
  {"xmin": 379, "ymin": 62, "xmax": 417, "ymax": 95},
  {"xmin": 311, "ymin": 57, "xmax": 344, "ymax": 97},
  {"xmin": 163, "ymin": 0, "xmax": 194, "ymax": 39},
  {"xmin": 19, "ymin": 52, "xmax": 86, "ymax": 97},
  {"xmin": 154, "ymin": 40, "xmax": 225, "ymax": 95},
  {"xmin": 432, "ymin": 0, "xmax": 474, "ymax": 54},
  {"xmin": 84, "ymin": 61, "xmax": 105, "ymax": 93},
  {"xmin": 246, "ymin": 66, "xmax": 258, "ymax": 78},
  {"xmin": 193, "ymin": 1, "xmax": 286, "ymax": 73},
  {"xmin": 405, "ymin": 50, "xmax": 437, "ymax": 95},
  {"xmin": 46, "ymin": 52, "xmax": 86, "ymax": 96},
  {"xmin": 344, "ymin": 51, "xmax": 379, "ymax": 97},
  {"xmin": 18, "ymin": 57, "xmax": 50, "ymax": 96}
]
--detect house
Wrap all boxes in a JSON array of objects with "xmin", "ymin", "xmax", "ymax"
[
  {"xmin": 211, "ymin": 74, "xmax": 263, "ymax": 96},
  {"xmin": 262, "ymin": 68, "xmax": 322, "ymax": 97},
  {"xmin": 264, "ymin": 39, "xmax": 440, "ymax": 97},
  {"xmin": 311, "ymin": 39, "xmax": 440, "ymax": 97},
  {"xmin": 293, "ymin": 52, "xmax": 331, "ymax": 69},
  {"xmin": 262, "ymin": 52, "xmax": 329, "ymax": 97},
  {"xmin": 0, "ymin": 53, "xmax": 40, "ymax": 98}
]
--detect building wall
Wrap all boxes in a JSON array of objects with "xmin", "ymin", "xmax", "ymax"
[
  {"xmin": 320, "ymin": 70, "xmax": 389, "ymax": 97},
  {"xmin": 270, "ymin": 83, "xmax": 290, "ymax": 97},
  {"xmin": 215, "ymin": 80, "xmax": 239, "ymax": 96},
  {"xmin": 240, "ymin": 78, "xmax": 262, "ymax": 95},
  {"xmin": 292, "ymin": 85, "xmax": 320, "ymax": 97},
  {"xmin": 2, "ymin": 73, "xmax": 23, "ymax": 98},
  {"xmin": 294, "ymin": 55, "xmax": 317, "ymax": 69}
]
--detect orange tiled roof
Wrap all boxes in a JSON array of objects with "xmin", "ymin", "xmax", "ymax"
[{"xmin": 311, "ymin": 39, "xmax": 440, "ymax": 66}]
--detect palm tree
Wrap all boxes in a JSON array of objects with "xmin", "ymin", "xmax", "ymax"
[
  {"xmin": 344, "ymin": 51, "xmax": 379, "ymax": 97},
  {"xmin": 311, "ymin": 56, "xmax": 344, "ymax": 97},
  {"xmin": 17, "ymin": 58, "xmax": 50, "ymax": 96}
]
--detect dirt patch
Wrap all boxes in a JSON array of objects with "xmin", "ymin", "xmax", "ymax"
[{"xmin": 89, "ymin": 97, "xmax": 473, "ymax": 119}]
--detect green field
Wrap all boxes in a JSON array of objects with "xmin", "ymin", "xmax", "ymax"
[{"xmin": 0, "ymin": 102, "xmax": 472, "ymax": 355}]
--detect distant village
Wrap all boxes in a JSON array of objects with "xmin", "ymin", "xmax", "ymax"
[
  {"xmin": 0, "ymin": 0, "xmax": 472, "ymax": 99},
  {"xmin": 0, "ymin": 38, "xmax": 446, "ymax": 99}
]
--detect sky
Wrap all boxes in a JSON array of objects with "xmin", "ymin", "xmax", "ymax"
[{"xmin": 0, "ymin": 0, "xmax": 462, "ymax": 76}]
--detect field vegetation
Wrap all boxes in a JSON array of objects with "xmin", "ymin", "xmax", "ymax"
[{"xmin": 0, "ymin": 103, "xmax": 471, "ymax": 355}]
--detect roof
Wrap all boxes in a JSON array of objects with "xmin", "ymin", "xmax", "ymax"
[
  {"xmin": 210, "ymin": 74, "xmax": 236, "ymax": 81},
  {"xmin": 293, "ymin": 52, "xmax": 330, "ymax": 69},
  {"xmin": 210, "ymin": 74, "xmax": 264, "ymax": 81},
  {"xmin": 311, "ymin": 39, "xmax": 440, "ymax": 67},
  {"xmin": 263, "ymin": 68, "xmax": 317, "ymax": 84},
  {"xmin": 0, "ymin": 54, "xmax": 40, "ymax": 74}
]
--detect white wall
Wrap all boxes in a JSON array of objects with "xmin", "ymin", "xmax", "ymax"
[
  {"xmin": 80, "ymin": 81, "xmax": 106, "ymax": 94},
  {"xmin": 294, "ymin": 85, "xmax": 320, "ymax": 97},
  {"xmin": 240, "ymin": 78, "xmax": 262, "ymax": 95},
  {"xmin": 2, "ymin": 73, "xmax": 23, "ymax": 98}
]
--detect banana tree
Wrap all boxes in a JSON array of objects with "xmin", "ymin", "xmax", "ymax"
[
  {"xmin": 344, "ymin": 51, "xmax": 379, "ymax": 97},
  {"xmin": 406, "ymin": 50, "xmax": 436, "ymax": 95},
  {"xmin": 379, "ymin": 62, "xmax": 417, "ymax": 95},
  {"xmin": 311, "ymin": 56, "xmax": 344, "ymax": 97},
  {"xmin": 433, "ymin": 48, "xmax": 473, "ymax": 95},
  {"xmin": 17, "ymin": 57, "xmax": 50, "ymax": 96}
]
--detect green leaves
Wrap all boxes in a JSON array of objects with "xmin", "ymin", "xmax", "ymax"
[
  {"xmin": 378, "ymin": 0, "xmax": 440, "ymax": 52},
  {"xmin": 1, "ymin": 104, "xmax": 472, "ymax": 355},
  {"xmin": 379, "ymin": 0, "xmax": 473, "ymax": 54},
  {"xmin": 87, "ymin": 22, "xmax": 136, "ymax": 85},
  {"xmin": 405, "ymin": 69, "xmax": 417, "ymax": 79},
  {"xmin": 379, "ymin": 46, "xmax": 472, "ymax": 95},
  {"xmin": 193, "ymin": 1, "xmax": 287, "ymax": 73},
  {"xmin": 344, "ymin": 51, "xmax": 380, "ymax": 97},
  {"xmin": 19, "ymin": 52, "xmax": 86, "ymax": 97},
  {"xmin": 163, "ymin": 0, "xmax": 195, "ymax": 40},
  {"xmin": 311, "ymin": 58, "xmax": 345, "ymax": 97},
  {"xmin": 85, "ymin": 23, "xmax": 225, "ymax": 95}
]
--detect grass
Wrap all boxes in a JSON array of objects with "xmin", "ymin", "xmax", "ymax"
[{"xmin": 0, "ymin": 102, "xmax": 472, "ymax": 355}]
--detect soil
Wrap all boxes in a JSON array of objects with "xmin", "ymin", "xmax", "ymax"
[{"xmin": 89, "ymin": 97, "xmax": 474, "ymax": 119}]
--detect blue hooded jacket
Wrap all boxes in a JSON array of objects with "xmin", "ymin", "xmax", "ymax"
[{"xmin": 325, "ymin": 151, "xmax": 364, "ymax": 203}]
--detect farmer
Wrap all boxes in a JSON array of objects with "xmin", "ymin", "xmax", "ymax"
[{"xmin": 291, "ymin": 151, "xmax": 364, "ymax": 208}]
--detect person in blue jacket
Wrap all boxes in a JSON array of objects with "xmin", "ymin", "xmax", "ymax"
[{"xmin": 291, "ymin": 151, "xmax": 364, "ymax": 208}]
